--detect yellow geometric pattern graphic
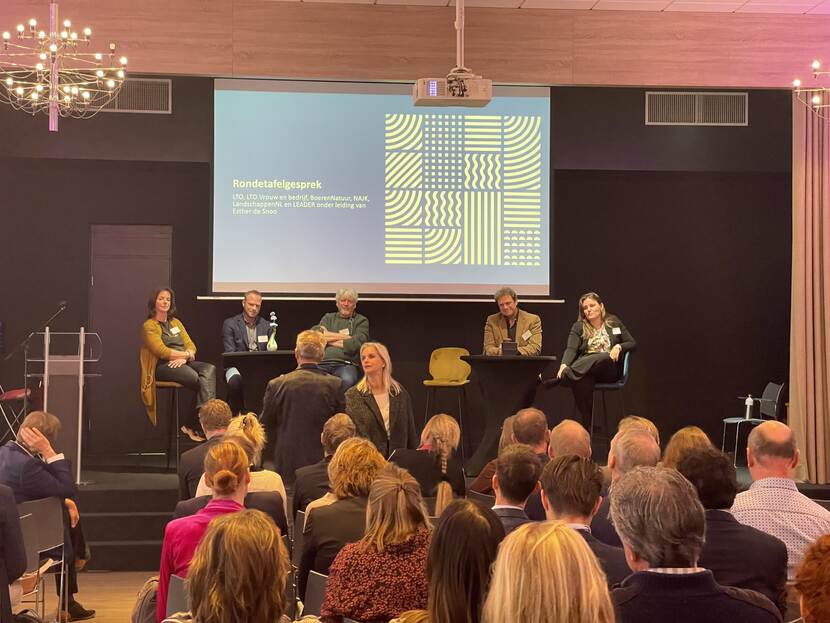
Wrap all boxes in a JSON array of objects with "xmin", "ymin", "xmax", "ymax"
[{"xmin": 384, "ymin": 113, "xmax": 541, "ymax": 266}]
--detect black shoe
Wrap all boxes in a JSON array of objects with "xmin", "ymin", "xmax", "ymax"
[{"xmin": 66, "ymin": 600, "xmax": 96, "ymax": 621}]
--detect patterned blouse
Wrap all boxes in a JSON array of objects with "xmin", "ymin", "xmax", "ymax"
[
  {"xmin": 320, "ymin": 527, "xmax": 431, "ymax": 623},
  {"xmin": 585, "ymin": 324, "xmax": 611, "ymax": 354}
]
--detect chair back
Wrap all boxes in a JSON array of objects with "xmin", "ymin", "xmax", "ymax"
[
  {"xmin": 303, "ymin": 571, "xmax": 328, "ymax": 617},
  {"xmin": 166, "ymin": 574, "xmax": 189, "ymax": 618},
  {"xmin": 427, "ymin": 348, "xmax": 471, "ymax": 383},
  {"xmin": 467, "ymin": 490, "xmax": 496, "ymax": 508},
  {"xmin": 17, "ymin": 497, "xmax": 65, "ymax": 553},
  {"xmin": 812, "ymin": 498, "xmax": 830, "ymax": 512},
  {"xmin": 17, "ymin": 510, "xmax": 40, "ymax": 573},
  {"xmin": 759, "ymin": 382, "xmax": 785, "ymax": 420},
  {"xmin": 292, "ymin": 510, "xmax": 305, "ymax": 569}
]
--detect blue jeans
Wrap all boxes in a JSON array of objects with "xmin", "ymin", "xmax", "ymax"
[{"xmin": 317, "ymin": 360, "xmax": 361, "ymax": 391}]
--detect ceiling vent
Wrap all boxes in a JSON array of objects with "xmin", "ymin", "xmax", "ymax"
[
  {"xmin": 645, "ymin": 91, "xmax": 747, "ymax": 126},
  {"xmin": 100, "ymin": 78, "xmax": 172, "ymax": 114}
]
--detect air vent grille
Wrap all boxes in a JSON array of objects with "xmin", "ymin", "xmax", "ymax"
[
  {"xmin": 645, "ymin": 91, "xmax": 747, "ymax": 126},
  {"xmin": 100, "ymin": 78, "xmax": 172, "ymax": 114}
]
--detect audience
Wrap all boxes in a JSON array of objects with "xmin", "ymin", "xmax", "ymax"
[
  {"xmin": 390, "ymin": 414, "xmax": 465, "ymax": 515},
  {"xmin": 0, "ymin": 411, "xmax": 93, "ymax": 621},
  {"xmin": 293, "ymin": 413, "xmax": 356, "ymax": 519},
  {"xmin": 661, "ymin": 425, "xmax": 712, "ymax": 469},
  {"xmin": 162, "ymin": 509, "xmax": 291, "ymax": 623},
  {"xmin": 591, "ymin": 426, "xmax": 660, "ymax": 546},
  {"xmin": 490, "ymin": 445, "xmax": 541, "ymax": 534},
  {"xmin": 177, "ymin": 399, "xmax": 232, "ymax": 500},
  {"xmin": 609, "ymin": 466, "xmax": 781, "ymax": 623},
  {"xmin": 482, "ymin": 521, "xmax": 615, "ymax": 623},
  {"xmin": 676, "ymin": 447, "xmax": 787, "ymax": 615},
  {"xmin": 393, "ymin": 500, "xmax": 505, "ymax": 623},
  {"xmin": 794, "ymin": 534, "xmax": 830, "ymax": 623},
  {"xmin": 1, "ymin": 484, "xmax": 25, "ymax": 623},
  {"xmin": 157, "ymin": 440, "xmax": 250, "ymax": 622},
  {"xmin": 617, "ymin": 415, "xmax": 660, "ymax": 446},
  {"xmin": 299, "ymin": 438, "xmax": 386, "ymax": 597},
  {"xmin": 540, "ymin": 455, "xmax": 630, "ymax": 585},
  {"xmin": 731, "ymin": 420, "xmax": 830, "ymax": 580},
  {"xmin": 321, "ymin": 464, "xmax": 431, "ymax": 622},
  {"xmin": 194, "ymin": 413, "xmax": 287, "ymax": 504},
  {"xmin": 469, "ymin": 415, "xmax": 516, "ymax": 494}
]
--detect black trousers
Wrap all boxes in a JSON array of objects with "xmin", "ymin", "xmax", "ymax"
[
  {"xmin": 560, "ymin": 353, "xmax": 621, "ymax": 428},
  {"xmin": 156, "ymin": 360, "xmax": 216, "ymax": 428},
  {"xmin": 225, "ymin": 369, "xmax": 244, "ymax": 415}
]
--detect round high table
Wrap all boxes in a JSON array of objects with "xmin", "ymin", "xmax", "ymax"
[{"xmin": 461, "ymin": 354, "xmax": 557, "ymax": 475}]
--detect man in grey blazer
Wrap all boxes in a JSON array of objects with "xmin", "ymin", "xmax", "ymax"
[
  {"xmin": 490, "ymin": 444, "xmax": 542, "ymax": 534},
  {"xmin": 222, "ymin": 290, "xmax": 271, "ymax": 413}
]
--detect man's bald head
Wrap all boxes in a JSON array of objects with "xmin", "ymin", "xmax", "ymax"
[
  {"xmin": 549, "ymin": 419, "xmax": 592, "ymax": 459},
  {"xmin": 608, "ymin": 427, "xmax": 661, "ymax": 480},
  {"xmin": 512, "ymin": 408, "xmax": 549, "ymax": 452},
  {"xmin": 747, "ymin": 421, "xmax": 798, "ymax": 478}
]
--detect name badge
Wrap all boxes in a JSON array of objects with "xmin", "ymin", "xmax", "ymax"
[
  {"xmin": 612, "ymin": 327, "xmax": 622, "ymax": 335},
  {"xmin": 170, "ymin": 326, "xmax": 180, "ymax": 335},
  {"xmin": 521, "ymin": 330, "xmax": 532, "ymax": 341},
  {"xmin": 339, "ymin": 328, "xmax": 350, "ymax": 336},
  {"xmin": 257, "ymin": 335, "xmax": 268, "ymax": 343}
]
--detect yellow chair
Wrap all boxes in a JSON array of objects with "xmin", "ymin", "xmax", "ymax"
[{"xmin": 423, "ymin": 348, "xmax": 471, "ymax": 455}]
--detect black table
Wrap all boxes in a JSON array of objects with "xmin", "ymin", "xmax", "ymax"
[
  {"xmin": 222, "ymin": 350, "xmax": 297, "ymax": 414},
  {"xmin": 461, "ymin": 354, "xmax": 557, "ymax": 474}
]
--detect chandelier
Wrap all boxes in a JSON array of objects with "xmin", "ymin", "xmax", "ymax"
[
  {"xmin": 0, "ymin": 1, "xmax": 127, "ymax": 131},
  {"xmin": 794, "ymin": 61, "xmax": 830, "ymax": 120}
]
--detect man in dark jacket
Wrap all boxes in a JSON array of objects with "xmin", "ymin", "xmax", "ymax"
[
  {"xmin": 221, "ymin": 290, "xmax": 272, "ymax": 413},
  {"xmin": 260, "ymin": 330, "xmax": 344, "ymax": 484},
  {"xmin": 490, "ymin": 444, "xmax": 541, "ymax": 534},
  {"xmin": 0, "ymin": 484, "xmax": 25, "ymax": 623},
  {"xmin": 177, "ymin": 399, "xmax": 232, "ymax": 499}
]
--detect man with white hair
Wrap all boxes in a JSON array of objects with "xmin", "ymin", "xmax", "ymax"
[
  {"xmin": 314, "ymin": 288, "xmax": 370, "ymax": 390},
  {"xmin": 610, "ymin": 466, "xmax": 781, "ymax": 622},
  {"xmin": 260, "ymin": 330, "xmax": 345, "ymax": 483},
  {"xmin": 731, "ymin": 420, "xmax": 830, "ymax": 580},
  {"xmin": 591, "ymin": 426, "xmax": 661, "ymax": 547}
]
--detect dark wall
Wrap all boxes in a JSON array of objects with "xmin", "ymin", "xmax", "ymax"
[{"xmin": 0, "ymin": 79, "xmax": 791, "ymax": 460}]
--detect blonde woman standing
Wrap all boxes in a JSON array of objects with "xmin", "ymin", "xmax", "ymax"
[
  {"xmin": 346, "ymin": 342, "xmax": 418, "ymax": 457},
  {"xmin": 390, "ymin": 414, "xmax": 466, "ymax": 516},
  {"xmin": 482, "ymin": 521, "xmax": 615, "ymax": 623},
  {"xmin": 321, "ymin": 464, "xmax": 431, "ymax": 623}
]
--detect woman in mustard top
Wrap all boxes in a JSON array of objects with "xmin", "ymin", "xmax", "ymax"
[{"xmin": 140, "ymin": 287, "xmax": 216, "ymax": 439}]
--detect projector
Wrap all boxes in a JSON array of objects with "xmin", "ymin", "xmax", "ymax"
[{"xmin": 413, "ymin": 73, "xmax": 492, "ymax": 107}]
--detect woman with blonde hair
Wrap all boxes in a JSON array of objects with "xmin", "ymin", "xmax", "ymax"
[
  {"xmin": 390, "ymin": 414, "xmax": 466, "ymax": 516},
  {"xmin": 157, "ymin": 440, "xmax": 250, "ymax": 621},
  {"xmin": 298, "ymin": 438, "xmax": 386, "ymax": 598},
  {"xmin": 482, "ymin": 521, "xmax": 615, "ymax": 623},
  {"xmin": 346, "ymin": 342, "xmax": 418, "ymax": 457},
  {"xmin": 195, "ymin": 413, "xmax": 287, "ymax": 503},
  {"xmin": 662, "ymin": 425, "xmax": 712, "ymax": 469},
  {"xmin": 321, "ymin": 464, "xmax": 431, "ymax": 622},
  {"xmin": 162, "ymin": 509, "xmax": 291, "ymax": 623}
]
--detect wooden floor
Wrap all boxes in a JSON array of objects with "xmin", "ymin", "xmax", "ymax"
[{"xmin": 32, "ymin": 571, "xmax": 151, "ymax": 623}]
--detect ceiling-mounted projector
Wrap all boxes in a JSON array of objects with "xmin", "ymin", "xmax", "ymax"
[{"xmin": 412, "ymin": 0, "xmax": 492, "ymax": 107}]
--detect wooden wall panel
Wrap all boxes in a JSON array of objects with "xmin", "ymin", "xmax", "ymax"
[{"xmin": 0, "ymin": 0, "xmax": 824, "ymax": 86}]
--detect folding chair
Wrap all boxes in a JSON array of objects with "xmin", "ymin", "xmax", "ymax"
[
  {"xmin": 166, "ymin": 574, "xmax": 189, "ymax": 618},
  {"xmin": 18, "ymin": 497, "xmax": 66, "ymax": 622},
  {"xmin": 467, "ymin": 490, "xmax": 496, "ymax": 508},
  {"xmin": 302, "ymin": 571, "xmax": 328, "ymax": 617}
]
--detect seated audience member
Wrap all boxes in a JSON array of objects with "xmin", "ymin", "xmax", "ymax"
[
  {"xmin": 540, "ymin": 456, "xmax": 629, "ymax": 586},
  {"xmin": 195, "ymin": 413, "xmax": 286, "ymax": 503},
  {"xmin": 314, "ymin": 288, "xmax": 370, "ymax": 390},
  {"xmin": 299, "ymin": 438, "xmax": 386, "ymax": 597},
  {"xmin": 345, "ymin": 342, "xmax": 418, "ymax": 457},
  {"xmin": 393, "ymin": 499, "xmax": 506, "ymax": 623},
  {"xmin": 525, "ymin": 418, "xmax": 591, "ymax": 520},
  {"xmin": 617, "ymin": 415, "xmax": 660, "ymax": 446},
  {"xmin": 162, "ymin": 509, "xmax": 291, "ymax": 623},
  {"xmin": 677, "ymin": 447, "xmax": 787, "ymax": 615},
  {"xmin": 795, "ymin": 535, "xmax": 830, "ymax": 623},
  {"xmin": 172, "ymin": 487, "xmax": 287, "ymax": 537},
  {"xmin": 661, "ymin": 425, "xmax": 712, "ymax": 469},
  {"xmin": 469, "ymin": 415, "xmax": 516, "ymax": 494},
  {"xmin": 591, "ymin": 426, "xmax": 660, "ymax": 547},
  {"xmin": 221, "ymin": 290, "xmax": 270, "ymax": 415},
  {"xmin": 1, "ymin": 484, "xmax": 25, "ymax": 623},
  {"xmin": 321, "ymin": 464, "xmax": 431, "ymax": 622},
  {"xmin": 157, "ymin": 440, "xmax": 250, "ymax": 622},
  {"xmin": 390, "ymin": 414, "xmax": 465, "ymax": 514},
  {"xmin": 0, "ymin": 411, "xmax": 93, "ymax": 621},
  {"xmin": 293, "ymin": 413, "xmax": 356, "ymax": 519},
  {"xmin": 482, "ymin": 521, "xmax": 615, "ymax": 623},
  {"xmin": 260, "ymin": 330, "xmax": 345, "ymax": 483},
  {"xmin": 610, "ymin": 466, "xmax": 781, "ymax": 623},
  {"xmin": 178, "ymin": 399, "xmax": 232, "ymax": 500},
  {"xmin": 490, "ymin": 445, "xmax": 542, "ymax": 534},
  {"xmin": 731, "ymin": 421, "xmax": 830, "ymax": 581}
]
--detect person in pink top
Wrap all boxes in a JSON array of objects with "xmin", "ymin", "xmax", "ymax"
[{"xmin": 156, "ymin": 440, "xmax": 250, "ymax": 622}]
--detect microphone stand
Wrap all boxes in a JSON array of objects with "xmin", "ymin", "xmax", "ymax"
[{"xmin": 3, "ymin": 303, "xmax": 68, "ymax": 414}]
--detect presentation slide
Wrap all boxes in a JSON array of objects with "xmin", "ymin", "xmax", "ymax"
[{"xmin": 213, "ymin": 80, "xmax": 551, "ymax": 297}]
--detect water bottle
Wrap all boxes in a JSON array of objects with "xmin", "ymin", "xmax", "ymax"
[
  {"xmin": 744, "ymin": 395, "xmax": 753, "ymax": 420},
  {"xmin": 267, "ymin": 311, "xmax": 279, "ymax": 351}
]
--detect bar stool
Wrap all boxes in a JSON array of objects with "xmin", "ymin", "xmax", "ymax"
[
  {"xmin": 423, "ymin": 347, "xmax": 471, "ymax": 459},
  {"xmin": 0, "ymin": 385, "xmax": 30, "ymax": 443},
  {"xmin": 589, "ymin": 352, "xmax": 631, "ymax": 455},
  {"xmin": 156, "ymin": 381, "xmax": 184, "ymax": 470}
]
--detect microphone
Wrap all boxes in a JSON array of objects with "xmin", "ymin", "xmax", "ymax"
[{"xmin": 57, "ymin": 300, "xmax": 68, "ymax": 311}]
